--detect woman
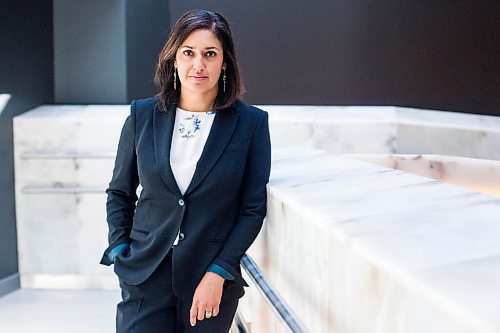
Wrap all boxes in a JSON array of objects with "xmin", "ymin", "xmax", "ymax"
[{"xmin": 100, "ymin": 9, "xmax": 271, "ymax": 333}]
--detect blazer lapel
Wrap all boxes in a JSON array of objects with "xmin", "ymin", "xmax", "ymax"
[
  {"xmin": 184, "ymin": 106, "xmax": 240, "ymax": 196},
  {"xmin": 153, "ymin": 104, "xmax": 182, "ymax": 197}
]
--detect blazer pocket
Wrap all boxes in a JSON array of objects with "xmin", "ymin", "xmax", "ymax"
[{"xmin": 130, "ymin": 228, "xmax": 149, "ymax": 241}]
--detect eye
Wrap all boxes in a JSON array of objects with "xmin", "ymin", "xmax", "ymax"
[
  {"xmin": 206, "ymin": 51, "xmax": 217, "ymax": 57},
  {"xmin": 182, "ymin": 50, "xmax": 193, "ymax": 56}
]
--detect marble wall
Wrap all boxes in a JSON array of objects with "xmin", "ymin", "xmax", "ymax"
[{"xmin": 13, "ymin": 105, "xmax": 128, "ymax": 288}]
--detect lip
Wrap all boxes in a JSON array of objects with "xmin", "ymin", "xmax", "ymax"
[{"xmin": 190, "ymin": 75, "xmax": 208, "ymax": 81}]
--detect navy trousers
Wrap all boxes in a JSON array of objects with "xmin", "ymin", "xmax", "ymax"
[{"xmin": 116, "ymin": 251, "xmax": 239, "ymax": 333}]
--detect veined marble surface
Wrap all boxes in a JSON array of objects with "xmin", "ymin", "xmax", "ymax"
[
  {"xmin": 14, "ymin": 105, "xmax": 127, "ymax": 152},
  {"xmin": 262, "ymin": 105, "xmax": 500, "ymax": 160},
  {"xmin": 240, "ymin": 147, "xmax": 500, "ymax": 333},
  {"xmin": 350, "ymin": 154, "xmax": 500, "ymax": 198}
]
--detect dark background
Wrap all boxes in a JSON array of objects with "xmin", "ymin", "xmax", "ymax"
[
  {"xmin": 0, "ymin": 1, "xmax": 54, "ymax": 292},
  {"xmin": 171, "ymin": 1, "xmax": 500, "ymax": 116},
  {"xmin": 0, "ymin": 0, "xmax": 499, "ymax": 293}
]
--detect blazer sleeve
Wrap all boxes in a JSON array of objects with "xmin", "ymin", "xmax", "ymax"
[
  {"xmin": 100, "ymin": 100, "xmax": 139, "ymax": 266},
  {"xmin": 211, "ymin": 111, "xmax": 271, "ymax": 286}
]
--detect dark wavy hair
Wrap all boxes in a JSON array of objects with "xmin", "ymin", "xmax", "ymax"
[{"xmin": 154, "ymin": 9, "xmax": 244, "ymax": 112}]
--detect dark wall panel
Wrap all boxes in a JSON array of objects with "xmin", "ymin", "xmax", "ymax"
[
  {"xmin": 0, "ymin": 1, "xmax": 54, "ymax": 284},
  {"xmin": 54, "ymin": 0, "xmax": 127, "ymax": 103},
  {"xmin": 170, "ymin": 1, "xmax": 500, "ymax": 116},
  {"xmin": 126, "ymin": 0, "xmax": 170, "ymax": 101}
]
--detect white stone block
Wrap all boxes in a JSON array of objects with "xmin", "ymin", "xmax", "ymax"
[{"xmin": 242, "ymin": 147, "xmax": 500, "ymax": 333}]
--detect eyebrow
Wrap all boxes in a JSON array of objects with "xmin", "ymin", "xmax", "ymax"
[{"xmin": 181, "ymin": 45, "xmax": 220, "ymax": 50}]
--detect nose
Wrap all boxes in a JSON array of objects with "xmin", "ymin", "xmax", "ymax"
[{"xmin": 192, "ymin": 55, "xmax": 205, "ymax": 72}]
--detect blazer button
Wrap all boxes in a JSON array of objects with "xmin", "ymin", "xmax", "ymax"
[
  {"xmin": 178, "ymin": 199, "xmax": 185, "ymax": 206},
  {"xmin": 179, "ymin": 232, "xmax": 185, "ymax": 241}
]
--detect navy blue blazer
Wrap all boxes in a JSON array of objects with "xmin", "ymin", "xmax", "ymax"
[{"xmin": 100, "ymin": 97, "xmax": 271, "ymax": 300}]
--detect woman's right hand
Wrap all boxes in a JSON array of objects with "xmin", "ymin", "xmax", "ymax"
[{"xmin": 189, "ymin": 272, "xmax": 225, "ymax": 326}]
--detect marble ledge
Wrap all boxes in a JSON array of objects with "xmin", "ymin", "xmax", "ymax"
[
  {"xmin": 251, "ymin": 146, "xmax": 500, "ymax": 333},
  {"xmin": 260, "ymin": 104, "xmax": 500, "ymax": 130},
  {"xmin": 16, "ymin": 103, "xmax": 500, "ymax": 132},
  {"xmin": 0, "ymin": 93, "xmax": 11, "ymax": 113},
  {"xmin": 14, "ymin": 104, "xmax": 129, "ymax": 120},
  {"xmin": 14, "ymin": 104, "xmax": 500, "ymax": 160},
  {"xmin": 268, "ymin": 148, "xmax": 500, "ymax": 268},
  {"xmin": 349, "ymin": 154, "xmax": 500, "ymax": 198}
]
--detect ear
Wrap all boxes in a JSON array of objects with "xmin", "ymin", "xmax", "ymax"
[
  {"xmin": 222, "ymin": 63, "xmax": 226, "ymax": 70},
  {"xmin": 173, "ymin": 60, "xmax": 177, "ymax": 68}
]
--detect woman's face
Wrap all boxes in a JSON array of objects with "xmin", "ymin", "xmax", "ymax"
[{"xmin": 174, "ymin": 29, "xmax": 225, "ymax": 98}]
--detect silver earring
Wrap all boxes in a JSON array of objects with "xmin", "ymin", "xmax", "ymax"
[
  {"xmin": 173, "ymin": 67, "xmax": 177, "ymax": 90},
  {"xmin": 223, "ymin": 68, "xmax": 226, "ymax": 93}
]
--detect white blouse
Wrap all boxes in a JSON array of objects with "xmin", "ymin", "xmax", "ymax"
[{"xmin": 170, "ymin": 107, "xmax": 216, "ymax": 195}]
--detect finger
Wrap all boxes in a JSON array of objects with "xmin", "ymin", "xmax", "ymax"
[
  {"xmin": 212, "ymin": 305, "xmax": 220, "ymax": 317},
  {"xmin": 189, "ymin": 303, "xmax": 197, "ymax": 327},
  {"xmin": 197, "ymin": 306, "xmax": 205, "ymax": 321}
]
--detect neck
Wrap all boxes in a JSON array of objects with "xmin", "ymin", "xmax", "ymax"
[{"xmin": 178, "ymin": 90, "xmax": 217, "ymax": 112}]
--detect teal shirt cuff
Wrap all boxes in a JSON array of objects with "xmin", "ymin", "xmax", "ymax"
[
  {"xmin": 207, "ymin": 263, "xmax": 235, "ymax": 280},
  {"xmin": 108, "ymin": 243, "xmax": 130, "ymax": 263}
]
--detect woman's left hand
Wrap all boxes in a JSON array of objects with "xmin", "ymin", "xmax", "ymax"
[{"xmin": 189, "ymin": 272, "xmax": 225, "ymax": 326}]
